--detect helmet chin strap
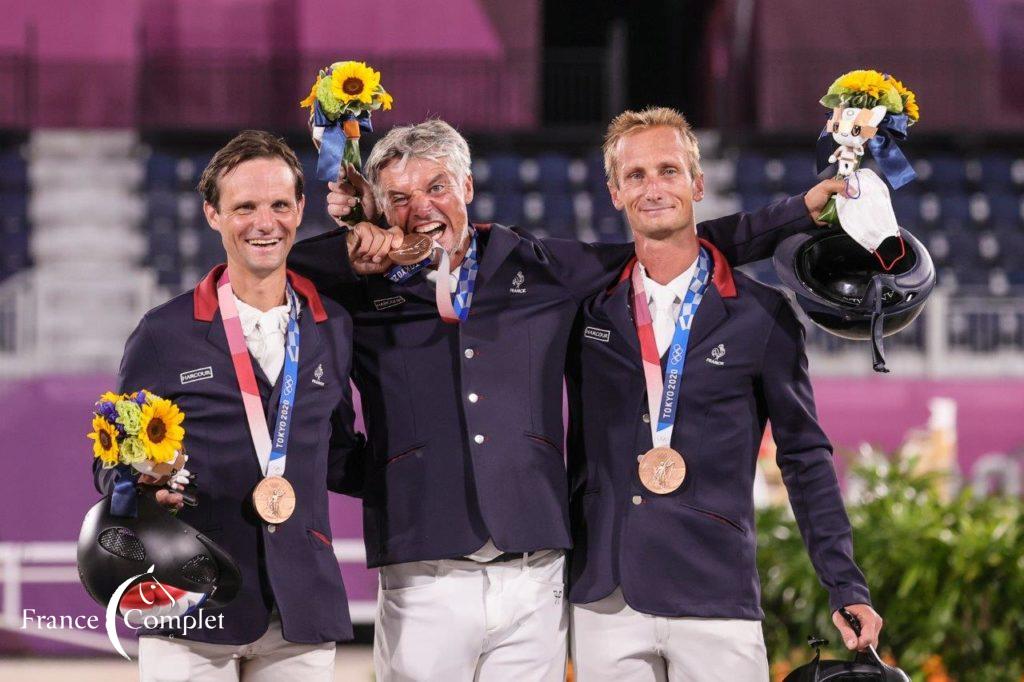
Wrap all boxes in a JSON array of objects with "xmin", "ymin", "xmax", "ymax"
[{"xmin": 867, "ymin": 276, "xmax": 892, "ymax": 373}]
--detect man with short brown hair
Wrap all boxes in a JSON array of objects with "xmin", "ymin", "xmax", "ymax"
[{"xmin": 96, "ymin": 130, "xmax": 393, "ymax": 681}]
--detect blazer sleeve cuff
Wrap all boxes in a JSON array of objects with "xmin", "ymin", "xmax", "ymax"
[{"xmin": 829, "ymin": 584, "xmax": 873, "ymax": 613}]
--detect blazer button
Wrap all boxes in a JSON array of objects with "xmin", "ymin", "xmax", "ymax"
[
  {"xmin": 267, "ymin": 524, "xmax": 277, "ymax": 533},
  {"xmin": 474, "ymin": 434, "xmax": 485, "ymax": 444},
  {"xmin": 642, "ymin": 413, "xmax": 651, "ymax": 423},
  {"xmin": 464, "ymin": 348, "xmax": 475, "ymax": 359},
  {"xmin": 631, "ymin": 495, "xmax": 643, "ymax": 506},
  {"xmin": 468, "ymin": 392, "xmax": 479, "ymax": 403}
]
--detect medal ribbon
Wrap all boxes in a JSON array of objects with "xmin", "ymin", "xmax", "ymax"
[
  {"xmin": 382, "ymin": 229, "xmax": 479, "ymax": 323},
  {"xmin": 630, "ymin": 248, "xmax": 711, "ymax": 448},
  {"xmin": 433, "ymin": 230, "xmax": 479, "ymax": 324},
  {"xmin": 216, "ymin": 270, "xmax": 300, "ymax": 477}
]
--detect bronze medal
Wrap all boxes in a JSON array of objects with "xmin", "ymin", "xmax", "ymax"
[
  {"xmin": 389, "ymin": 233, "xmax": 433, "ymax": 266},
  {"xmin": 638, "ymin": 447, "xmax": 686, "ymax": 494},
  {"xmin": 252, "ymin": 476, "xmax": 296, "ymax": 523}
]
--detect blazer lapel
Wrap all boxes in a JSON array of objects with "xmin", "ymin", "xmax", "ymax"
[
  {"xmin": 604, "ymin": 278, "xmax": 642, "ymax": 364},
  {"xmin": 474, "ymin": 224, "xmax": 518, "ymax": 288},
  {"xmin": 687, "ymin": 285, "xmax": 729, "ymax": 354},
  {"xmin": 205, "ymin": 310, "xmax": 231, "ymax": 356}
]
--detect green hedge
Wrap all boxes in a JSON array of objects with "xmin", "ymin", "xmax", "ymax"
[{"xmin": 757, "ymin": 455, "xmax": 1024, "ymax": 681}]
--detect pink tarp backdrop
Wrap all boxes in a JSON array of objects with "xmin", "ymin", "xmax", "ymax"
[{"xmin": 0, "ymin": 0, "xmax": 537, "ymax": 129}]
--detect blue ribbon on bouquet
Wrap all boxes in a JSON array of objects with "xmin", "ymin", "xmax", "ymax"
[
  {"xmin": 816, "ymin": 112, "xmax": 916, "ymax": 189},
  {"xmin": 313, "ymin": 100, "xmax": 373, "ymax": 182},
  {"xmin": 110, "ymin": 464, "xmax": 139, "ymax": 517}
]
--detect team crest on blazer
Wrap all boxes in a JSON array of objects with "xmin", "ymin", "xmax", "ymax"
[
  {"xmin": 584, "ymin": 326, "xmax": 611, "ymax": 343},
  {"xmin": 312, "ymin": 363, "xmax": 326, "ymax": 386},
  {"xmin": 706, "ymin": 343, "xmax": 726, "ymax": 366},
  {"xmin": 509, "ymin": 270, "xmax": 527, "ymax": 294},
  {"xmin": 372, "ymin": 295, "xmax": 406, "ymax": 311}
]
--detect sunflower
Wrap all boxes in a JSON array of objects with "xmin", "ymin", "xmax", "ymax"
[
  {"xmin": 89, "ymin": 416, "xmax": 120, "ymax": 468},
  {"xmin": 330, "ymin": 61, "xmax": 381, "ymax": 106},
  {"xmin": 98, "ymin": 391, "xmax": 122, "ymax": 404},
  {"xmin": 885, "ymin": 75, "xmax": 920, "ymax": 123},
  {"xmin": 139, "ymin": 397, "xmax": 185, "ymax": 464},
  {"xmin": 300, "ymin": 76, "xmax": 321, "ymax": 109},
  {"xmin": 834, "ymin": 69, "xmax": 889, "ymax": 99},
  {"xmin": 821, "ymin": 69, "xmax": 902, "ymax": 114},
  {"xmin": 376, "ymin": 88, "xmax": 393, "ymax": 111}
]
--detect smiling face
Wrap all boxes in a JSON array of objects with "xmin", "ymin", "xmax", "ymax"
[
  {"xmin": 608, "ymin": 125, "xmax": 704, "ymax": 241},
  {"xmin": 378, "ymin": 156, "xmax": 474, "ymax": 259},
  {"xmin": 202, "ymin": 157, "xmax": 304, "ymax": 280}
]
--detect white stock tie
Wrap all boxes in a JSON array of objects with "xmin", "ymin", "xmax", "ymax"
[{"xmin": 650, "ymin": 287, "xmax": 679, "ymax": 358}]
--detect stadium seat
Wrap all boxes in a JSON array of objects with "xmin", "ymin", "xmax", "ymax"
[
  {"xmin": 989, "ymin": 193, "xmax": 1022, "ymax": 226},
  {"xmin": 539, "ymin": 192, "xmax": 576, "ymax": 239},
  {"xmin": 977, "ymin": 155, "xmax": 1015, "ymax": 191},
  {"xmin": 735, "ymin": 154, "xmax": 768, "ymax": 192},
  {"xmin": 483, "ymin": 155, "xmax": 522, "ymax": 194},
  {"xmin": 493, "ymin": 192, "xmax": 524, "ymax": 226},
  {"xmin": 147, "ymin": 189, "xmax": 179, "ymax": 222},
  {"xmin": 536, "ymin": 153, "xmax": 571, "ymax": 193},
  {"xmin": 145, "ymin": 153, "xmax": 179, "ymax": 190},
  {"xmin": 0, "ymin": 151, "xmax": 27, "ymax": 192},
  {"xmin": 925, "ymin": 155, "xmax": 967, "ymax": 191},
  {"xmin": 780, "ymin": 154, "xmax": 819, "ymax": 193},
  {"xmin": 0, "ymin": 192, "xmax": 27, "ymax": 217}
]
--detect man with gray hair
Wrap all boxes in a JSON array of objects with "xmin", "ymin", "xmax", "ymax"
[{"xmin": 289, "ymin": 118, "xmax": 841, "ymax": 681}]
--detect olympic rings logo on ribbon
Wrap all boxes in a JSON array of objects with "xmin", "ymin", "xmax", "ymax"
[{"xmin": 670, "ymin": 344, "xmax": 684, "ymax": 364}]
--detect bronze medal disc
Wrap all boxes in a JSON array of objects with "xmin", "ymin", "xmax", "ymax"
[
  {"xmin": 389, "ymin": 233, "xmax": 433, "ymax": 266},
  {"xmin": 252, "ymin": 476, "xmax": 296, "ymax": 523},
  {"xmin": 638, "ymin": 447, "xmax": 687, "ymax": 494}
]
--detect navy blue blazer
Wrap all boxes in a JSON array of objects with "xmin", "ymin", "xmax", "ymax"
[
  {"xmin": 288, "ymin": 196, "xmax": 815, "ymax": 568},
  {"xmin": 93, "ymin": 265, "xmax": 364, "ymax": 645},
  {"xmin": 565, "ymin": 241, "xmax": 872, "ymax": 620}
]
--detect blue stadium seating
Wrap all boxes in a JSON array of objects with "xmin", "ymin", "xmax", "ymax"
[
  {"xmin": 977, "ymin": 155, "xmax": 1016, "ymax": 191},
  {"xmin": 926, "ymin": 155, "xmax": 967, "ymax": 191},
  {"xmin": 780, "ymin": 154, "xmax": 820, "ymax": 194},
  {"xmin": 136, "ymin": 146, "xmax": 1023, "ymax": 304},
  {"xmin": 535, "ymin": 153, "xmax": 571, "ymax": 193},
  {"xmin": 482, "ymin": 155, "xmax": 521, "ymax": 193},
  {"xmin": 735, "ymin": 153, "xmax": 768, "ymax": 192},
  {"xmin": 538, "ymin": 192, "xmax": 576, "ymax": 239},
  {"xmin": 145, "ymin": 153, "xmax": 179, "ymax": 191},
  {"xmin": 0, "ymin": 151, "xmax": 27, "ymax": 192}
]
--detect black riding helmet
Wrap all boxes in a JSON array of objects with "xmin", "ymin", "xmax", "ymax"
[
  {"xmin": 77, "ymin": 489, "xmax": 241, "ymax": 613},
  {"xmin": 773, "ymin": 227, "xmax": 935, "ymax": 372},
  {"xmin": 784, "ymin": 609, "xmax": 910, "ymax": 681}
]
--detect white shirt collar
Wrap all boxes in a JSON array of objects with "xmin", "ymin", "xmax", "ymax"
[
  {"xmin": 638, "ymin": 257, "xmax": 698, "ymax": 307},
  {"xmin": 233, "ymin": 294, "xmax": 296, "ymax": 337}
]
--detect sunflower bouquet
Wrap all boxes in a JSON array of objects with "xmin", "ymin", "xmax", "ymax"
[
  {"xmin": 89, "ymin": 390, "xmax": 189, "ymax": 516},
  {"xmin": 300, "ymin": 60, "xmax": 393, "ymax": 224},
  {"xmin": 816, "ymin": 69, "xmax": 920, "ymax": 225},
  {"xmin": 88, "ymin": 390, "xmax": 185, "ymax": 473}
]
